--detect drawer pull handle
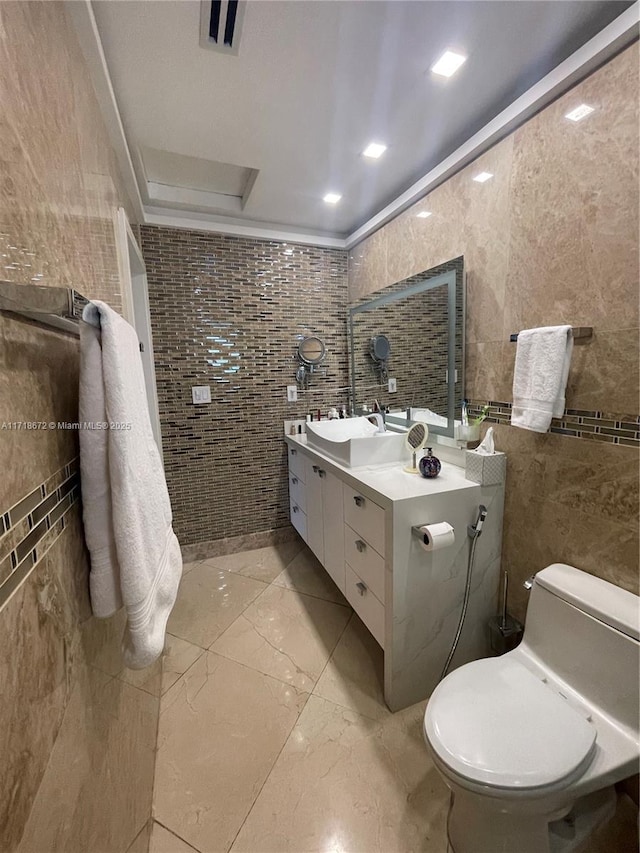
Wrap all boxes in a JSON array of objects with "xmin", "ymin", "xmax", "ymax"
[
  {"xmin": 353, "ymin": 495, "xmax": 365, "ymax": 507},
  {"xmin": 292, "ymin": 505, "xmax": 299, "ymax": 513},
  {"xmin": 356, "ymin": 581, "xmax": 367, "ymax": 596},
  {"xmin": 291, "ymin": 476, "xmax": 298, "ymax": 484},
  {"xmin": 355, "ymin": 540, "xmax": 366, "ymax": 553},
  {"xmin": 318, "ymin": 469, "xmax": 326, "ymax": 478}
]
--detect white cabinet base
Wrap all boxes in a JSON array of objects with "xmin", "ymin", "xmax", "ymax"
[
  {"xmin": 345, "ymin": 563, "xmax": 385, "ymax": 648},
  {"xmin": 286, "ymin": 436, "xmax": 504, "ymax": 712}
]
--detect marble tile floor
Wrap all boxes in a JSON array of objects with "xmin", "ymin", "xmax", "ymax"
[{"xmin": 151, "ymin": 541, "xmax": 638, "ymax": 853}]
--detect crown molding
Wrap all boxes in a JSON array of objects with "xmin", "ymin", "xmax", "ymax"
[{"xmin": 143, "ymin": 210, "xmax": 346, "ymax": 248}]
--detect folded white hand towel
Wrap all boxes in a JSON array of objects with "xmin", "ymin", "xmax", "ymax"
[
  {"xmin": 511, "ymin": 326, "xmax": 574, "ymax": 433},
  {"xmin": 79, "ymin": 301, "xmax": 182, "ymax": 668}
]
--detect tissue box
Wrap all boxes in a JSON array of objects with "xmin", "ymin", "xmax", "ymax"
[{"xmin": 465, "ymin": 450, "xmax": 506, "ymax": 486}]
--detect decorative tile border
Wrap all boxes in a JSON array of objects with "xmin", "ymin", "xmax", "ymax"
[
  {"xmin": 467, "ymin": 400, "xmax": 640, "ymax": 447},
  {"xmin": 0, "ymin": 458, "xmax": 81, "ymax": 609}
]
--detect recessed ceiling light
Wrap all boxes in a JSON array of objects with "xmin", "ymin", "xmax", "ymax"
[
  {"xmin": 473, "ymin": 171, "xmax": 493, "ymax": 183},
  {"xmin": 416, "ymin": 211, "xmax": 432, "ymax": 218},
  {"xmin": 565, "ymin": 104, "xmax": 595, "ymax": 122},
  {"xmin": 430, "ymin": 50, "xmax": 467, "ymax": 78},
  {"xmin": 362, "ymin": 142, "xmax": 387, "ymax": 159},
  {"xmin": 323, "ymin": 192, "xmax": 342, "ymax": 204}
]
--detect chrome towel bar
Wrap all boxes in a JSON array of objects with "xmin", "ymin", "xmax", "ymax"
[
  {"xmin": 0, "ymin": 280, "xmax": 88, "ymax": 337},
  {"xmin": 509, "ymin": 326, "xmax": 592, "ymax": 343}
]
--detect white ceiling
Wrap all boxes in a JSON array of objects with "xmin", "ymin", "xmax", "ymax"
[{"xmin": 92, "ymin": 0, "xmax": 633, "ymax": 239}]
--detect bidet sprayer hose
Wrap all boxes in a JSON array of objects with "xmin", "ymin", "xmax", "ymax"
[{"xmin": 440, "ymin": 504, "xmax": 488, "ymax": 681}]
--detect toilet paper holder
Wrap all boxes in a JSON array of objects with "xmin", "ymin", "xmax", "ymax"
[
  {"xmin": 411, "ymin": 524, "xmax": 455, "ymax": 543},
  {"xmin": 412, "ymin": 525, "xmax": 430, "ymax": 543},
  {"xmin": 411, "ymin": 522, "xmax": 456, "ymax": 551}
]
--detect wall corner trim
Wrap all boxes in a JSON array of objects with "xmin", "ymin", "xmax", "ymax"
[{"xmin": 65, "ymin": 0, "xmax": 145, "ymax": 222}]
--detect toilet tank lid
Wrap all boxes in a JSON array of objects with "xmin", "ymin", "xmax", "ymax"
[{"xmin": 535, "ymin": 564, "xmax": 639, "ymax": 641}]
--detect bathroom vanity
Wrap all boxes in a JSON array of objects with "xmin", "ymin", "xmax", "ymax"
[{"xmin": 285, "ymin": 433, "xmax": 504, "ymax": 711}]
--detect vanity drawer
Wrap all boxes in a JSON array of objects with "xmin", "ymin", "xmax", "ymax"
[
  {"xmin": 343, "ymin": 485, "xmax": 385, "ymax": 556},
  {"xmin": 287, "ymin": 444, "xmax": 305, "ymax": 479},
  {"xmin": 289, "ymin": 472, "xmax": 306, "ymax": 513},
  {"xmin": 290, "ymin": 498, "xmax": 307, "ymax": 541},
  {"xmin": 345, "ymin": 563, "xmax": 385, "ymax": 648},
  {"xmin": 344, "ymin": 524, "xmax": 385, "ymax": 603}
]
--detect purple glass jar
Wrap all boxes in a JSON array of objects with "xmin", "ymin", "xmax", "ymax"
[{"xmin": 419, "ymin": 447, "xmax": 441, "ymax": 479}]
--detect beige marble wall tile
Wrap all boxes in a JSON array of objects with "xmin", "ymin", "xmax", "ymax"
[
  {"xmin": 0, "ymin": 1, "xmax": 131, "ymax": 306},
  {"xmin": 490, "ymin": 423, "xmax": 639, "ymax": 623},
  {"xmin": 0, "ymin": 550, "xmax": 74, "ymax": 851},
  {"xmin": 566, "ymin": 328, "xmax": 639, "ymax": 414},
  {"xmin": 348, "ymin": 46, "xmax": 639, "ymax": 613},
  {"xmin": 0, "ymin": 2, "xmax": 154, "ymax": 850},
  {"xmin": 382, "ymin": 136, "xmax": 514, "ymax": 348},
  {"xmin": 465, "ymin": 341, "xmax": 512, "ymax": 402},
  {"xmin": 380, "ymin": 175, "xmax": 466, "ymax": 292},
  {"xmin": 17, "ymin": 666, "xmax": 156, "ymax": 853},
  {"xmin": 0, "ymin": 317, "xmax": 80, "ymax": 513},
  {"xmin": 504, "ymin": 43, "xmax": 639, "ymax": 337},
  {"xmin": 539, "ymin": 436, "xmax": 638, "ymax": 531},
  {"xmin": 347, "ymin": 227, "xmax": 388, "ymax": 301}
]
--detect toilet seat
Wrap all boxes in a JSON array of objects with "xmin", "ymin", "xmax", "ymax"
[{"xmin": 424, "ymin": 657, "xmax": 597, "ymax": 792}]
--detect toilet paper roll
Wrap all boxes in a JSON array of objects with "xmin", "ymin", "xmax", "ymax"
[{"xmin": 419, "ymin": 522, "xmax": 455, "ymax": 552}]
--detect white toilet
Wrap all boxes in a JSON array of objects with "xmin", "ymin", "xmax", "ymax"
[{"xmin": 424, "ymin": 563, "xmax": 639, "ymax": 853}]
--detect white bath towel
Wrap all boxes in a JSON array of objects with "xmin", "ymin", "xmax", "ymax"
[
  {"xmin": 79, "ymin": 301, "xmax": 182, "ymax": 669},
  {"xmin": 511, "ymin": 326, "xmax": 574, "ymax": 433}
]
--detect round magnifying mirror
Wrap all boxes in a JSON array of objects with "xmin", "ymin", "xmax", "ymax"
[
  {"xmin": 404, "ymin": 422, "xmax": 429, "ymax": 474},
  {"xmin": 369, "ymin": 334, "xmax": 390, "ymax": 363},
  {"xmin": 298, "ymin": 335, "xmax": 326, "ymax": 366}
]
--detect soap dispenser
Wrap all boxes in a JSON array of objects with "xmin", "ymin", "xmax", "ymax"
[{"xmin": 419, "ymin": 447, "xmax": 441, "ymax": 479}]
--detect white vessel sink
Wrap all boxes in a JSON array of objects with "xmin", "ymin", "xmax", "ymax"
[{"xmin": 305, "ymin": 417, "xmax": 406, "ymax": 467}]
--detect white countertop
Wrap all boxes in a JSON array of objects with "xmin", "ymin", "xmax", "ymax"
[{"xmin": 285, "ymin": 434, "xmax": 478, "ymax": 505}]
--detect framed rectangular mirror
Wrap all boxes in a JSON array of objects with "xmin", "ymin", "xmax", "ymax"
[{"xmin": 348, "ymin": 256, "xmax": 465, "ymax": 438}]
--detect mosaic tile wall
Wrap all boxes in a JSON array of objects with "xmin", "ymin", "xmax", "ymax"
[
  {"xmin": 350, "ymin": 256, "xmax": 464, "ymax": 416},
  {"xmin": 348, "ymin": 43, "xmax": 639, "ymax": 622},
  {"xmin": 140, "ymin": 225, "xmax": 349, "ymax": 545}
]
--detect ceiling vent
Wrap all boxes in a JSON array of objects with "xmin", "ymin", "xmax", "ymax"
[{"xmin": 200, "ymin": 0, "xmax": 245, "ymax": 56}]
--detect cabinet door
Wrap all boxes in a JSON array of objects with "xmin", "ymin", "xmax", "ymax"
[
  {"xmin": 305, "ymin": 457, "xmax": 324, "ymax": 563},
  {"xmin": 322, "ymin": 469, "xmax": 345, "ymax": 593}
]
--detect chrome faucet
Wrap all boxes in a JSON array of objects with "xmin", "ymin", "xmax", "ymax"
[{"xmin": 366, "ymin": 412, "xmax": 386, "ymax": 433}]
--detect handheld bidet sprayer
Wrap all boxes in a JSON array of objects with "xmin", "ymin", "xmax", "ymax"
[
  {"xmin": 441, "ymin": 504, "xmax": 488, "ymax": 680},
  {"xmin": 468, "ymin": 505, "xmax": 487, "ymax": 539}
]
